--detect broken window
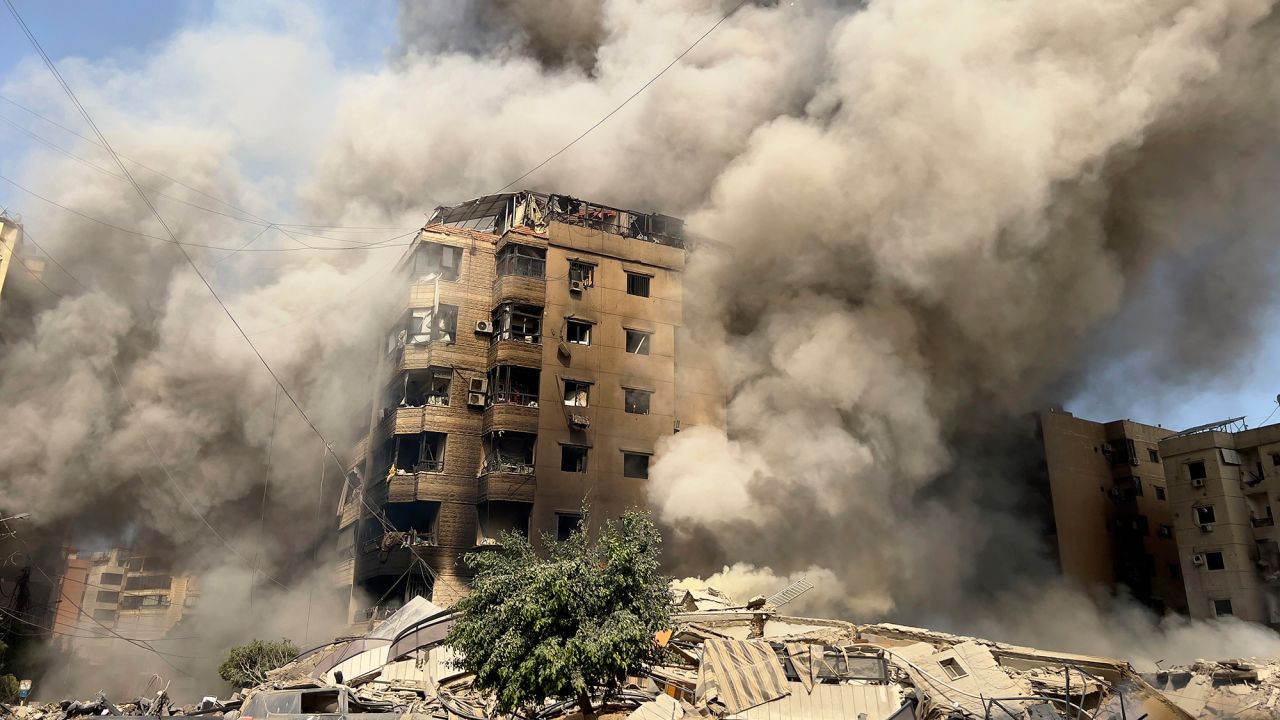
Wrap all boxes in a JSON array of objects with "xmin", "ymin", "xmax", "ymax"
[
  {"xmin": 492, "ymin": 303, "xmax": 543, "ymax": 344},
  {"xmin": 624, "ymin": 388, "xmax": 652, "ymax": 415},
  {"xmin": 1188, "ymin": 461, "xmax": 1207, "ymax": 480},
  {"xmin": 496, "ymin": 243, "xmax": 546, "ymax": 278},
  {"xmin": 479, "ymin": 501, "xmax": 532, "ymax": 543},
  {"xmin": 569, "ymin": 261, "xmax": 595, "ymax": 287},
  {"xmin": 623, "ymin": 452, "xmax": 650, "ymax": 479},
  {"xmin": 625, "ymin": 329, "xmax": 651, "ymax": 355},
  {"xmin": 566, "ymin": 320, "xmax": 592, "ymax": 345},
  {"xmin": 403, "ymin": 305, "xmax": 459, "ymax": 346},
  {"xmin": 391, "ymin": 432, "xmax": 447, "ymax": 473},
  {"xmin": 96, "ymin": 590, "xmax": 119, "ymax": 603},
  {"xmin": 383, "ymin": 500, "xmax": 439, "ymax": 545},
  {"xmin": 482, "ymin": 431, "xmax": 536, "ymax": 474},
  {"xmin": 1195, "ymin": 505, "xmax": 1216, "ymax": 525},
  {"xmin": 556, "ymin": 513, "xmax": 583, "ymax": 541},
  {"xmin": 561, "ymin": 445, "xmax": 588, "ymax": 473},
  {"xmin": 488, "ymin": 365, "xmax": 540, "ymax": 406},
  {"xmin": 1213, "ymin": 598, "xmax": 1233, "ymax": 616},
  {"xmin": 141, "ymin": 594, "xmax": 168, "ymax": 607},
  {"xmin": 939, "ymin": 658, "xmax": 968, "ymax": 681},
  {"xmin": 1155, "ymin": 486, "xmax": 1166, "ymax": 501},
  {"xmin": 99, "ymin": 573, "xmax": 122, "ymax": 585},
  {"xmin": 563, "ymin": 380, "xmax": 590, "ymax": 407},
  {"xmin": 392, "ymin": 367, "xmax": 452, "ymax": 408},
  {"xmin": 1205, "ymin": 551, "xmax": 1225, "ymax": 571},
  {"xmin": 411, "ymin": 242, "xmax": 462, "ymax": 282},
  {"xmin": 626, "ymin": 272, "xmax": 651, "ymax": 297}
]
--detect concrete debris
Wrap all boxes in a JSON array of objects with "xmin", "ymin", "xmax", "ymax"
[{"xmin": 1143, "ymin": 658, "xmax": 1280, "ymax": 718}]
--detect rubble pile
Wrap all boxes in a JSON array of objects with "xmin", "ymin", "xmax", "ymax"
[{"xmin": 1143, "ymin": 658, "xmax": 1280, "ymax": 718}]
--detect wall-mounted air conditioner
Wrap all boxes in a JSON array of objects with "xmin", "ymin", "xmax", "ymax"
[
  {"xmin": 1199, "ymin": 524, "xmax": 1214, "ymax": 533},
  {"xmin": 467, "ymin": 392, "xmax": 486, "ymax": 407},
  {"xmin": 1191, "ymin": 477, "xmax": 1205, "ymax": 489},
  {"xmin": 570, "ymin": 279, "xmax": 586, "ymax": 294},
  {"xmin": 475, "ymin": 320, "xmax": 493, "ymax": 334},
  {"xmin": 1192, "ymin": 553, "xmax": 1205, "ymax": 566},
  {"xmin": 570, "ymin": 414, "xmax": 590, "ymax": 429},
  {"xmin": 469, "ymin": 377, "xmax": 489, "ymax": 394}
]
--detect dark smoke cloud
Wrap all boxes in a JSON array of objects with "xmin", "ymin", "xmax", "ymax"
[{"xmin": 398, "ymin": 0, "xmax": 605, "ymax": 72}]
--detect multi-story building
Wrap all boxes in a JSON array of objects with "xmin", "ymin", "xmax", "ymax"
[
  {"xmin": 1037, "ymin": 409, "xmax": 1187, "ymax": 614},
  {"xmin": 1159, "ymin": 419, "xmax": 1280, "ymax": 625},
  {"xmin": 0, "ymin": 213, "xmax": 24, "ymax": 307},
  {"xmin": 55, "ymin": 548, "xmax": 199, "ymax": 646},
  {"xmin": 337, "ymin": 191, "xmax": 717, "ymax": 616}
]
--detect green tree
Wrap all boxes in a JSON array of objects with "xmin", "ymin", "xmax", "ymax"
[
  {"xmin": 445, "ymin": 509, "xmax": 672, "ymax": 718},
  {"xmin": 217, "ymin": 638, "xmax": 299, "ymax": 689},
  {"xmin": 0, "ymin": 674, "xmax": 16, "ymax": 704}
]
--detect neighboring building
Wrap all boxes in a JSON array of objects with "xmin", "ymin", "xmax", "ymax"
[
  {"xmin": 0, "ymin": 213, "xmax": 24, "ymax": 306},
  {"xmin": 1038, "ymin": 409, "xmax": 1186, "ymax": 614},
  {"xmin": 49, "ymin": 555, "xmax": 91, "ymax": 647},
  {"xmin": 1159, "ymin": 419, "xmax": 1280, "ymax": 625},
  {"xmin": 58, "ymin": 548, "xmax": 200, "ymax": 648},
  {"xmin": 338, "ymin": 191, "xmax": 718, "ymax": 617}
]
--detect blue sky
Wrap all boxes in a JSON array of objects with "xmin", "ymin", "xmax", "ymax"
[{"xmin": 0, "ymin": 1, "xmax": 1274, "ymax": 432}]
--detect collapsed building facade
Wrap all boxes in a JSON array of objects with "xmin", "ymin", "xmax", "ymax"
[{"xmin": 335, "ymin": 192, "xmax": 720, "ymax": 616}]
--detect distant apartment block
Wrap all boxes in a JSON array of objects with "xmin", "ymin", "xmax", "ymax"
[
  {"xmin": 1038, "ymin": 409, "xmax": 1187, "ymax": 614},
  {"xmin": 336, "ymin": 191, "xmax": 719, "ymax": 617},
  {"xmin": 1159, "ymin": 419, "xmax": 1280, "ymax": 625},
  {"xmin": 55, "ymin": 548, "xmax": 199, "ymax": 648}
]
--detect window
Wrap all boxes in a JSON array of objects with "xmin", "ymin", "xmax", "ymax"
[
  {"xmin": 1155, "ymin": 486, "xmax": 1166, "ymax": 501},
  {"xmin": 939, "ymin": 658, "xmax": 968, "ymax": 681},
  {"xmin": 93, "ymin": 609, "xmax": 117, "ymax": 622},
  {"xmin": 1188, "ymin": 461, "xmax": 1207, "ymax": 480},
  {"xmin": 411, "ymin": 242, "xmax": 462, "ymax": 282},
  {"xmin": 624, "ymin": 388, "xmax": 652, "ymax": 415},
  {"xmin": 566, "ymin": 320, "xmax": 592, "ymax": 345},
  {"xmin": 1169, "ymin": 563, "xmax": 1181, "ymax": 580},
  {"xmin": 561, "ymin": 445, "xmax": 588, "ymax": 473},
  {"xmin": 390, "ymin": 432, "xmax": 447, "ymax": 473},
  {"xmin": 568, "ymin": 261, "xmax": 594, "ymax": 287},
  {"xmin": 403, "ymin": 305, "xmax": 459, "ymax": 346},
  {"xmin": 99, "ymin": 572, "xmax": 123, "ymax": 585},
  {"xmin": 626, "ymin": 272, "xmax": 650, "ymax": 297},
  {"xmin": 1148, "ymin": 448, "xmax": 1160, "ymax": 462},
  {"xmin": 126, "ymin": 557, "xmax": 143, "ymax": 571},
  {"xmin": 120, "ymin": 595, "xmax": 141, "ymax": 609},
  {"xmin": 556, "ymin": 513, "xmax": 583, "ymax": 542},
  {"xmin": 488, "ymin": 366, "xmax": 540, "ymax": 406},
  {"xmin": 623, "ymin": 452, "xmax": 650, "ymax": 479},
  {"xmin": 400, "ymin": 367, "xmax": 451, "ymax": 407},
  {"xmin": 1213, "ymin": 598, "xmax": 1233, "ymax": 617},
  {"xmin": 1272, "ymin": 453, "xmax": 1280, "ymax": 467},
  {"xmin": 496, "ymin": 244, "xmax": 545, "ymax": 278},
  {"xmin": 492, "ymin": 303, "xmax": 543, "ymax": 344},
  {"xmin": 1205, "ymin": 551, "xmax": 1226, "ymax": 571},
  {"xmin": 625, "ymin": 329, "xmax": 651, "ymax": 355},
  {"xmin": 1195, "ymin": 505, "xmax": 1216, "ymax": 525},
  {"xmin": 96, "ymin": 590, "xmax": 119, "ymax": 603},
  {"xmin": 141, "ymin": 594, "xmax": 169, "ymax": 607},
  {"xmin": 563, "ymin": 380, "xmax": 590, "ymax": 407}
]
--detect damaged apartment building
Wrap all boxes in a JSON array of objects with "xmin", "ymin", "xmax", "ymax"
[{"xmin": 334, "ymin": 191, "xmax": 719, "ymax": 616}]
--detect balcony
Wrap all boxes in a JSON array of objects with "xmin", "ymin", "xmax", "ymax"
[
  {"xmin": 1253, "ymin": 517, "xmax": 1276, "ymax": 528},
  {"xmin": 489, "ymin": 337, "xmax": 543, "ymax": 368},
  {"xmin": 484, "ymin": 397, "xmax": 539, "ymax": 434},
  {"xmin": 493, "ymin": 274, "xmax": 546, "ymax": 306},
  {"xmin": 362, "ymin": 529, "xmax": 437, "ymax": 555},
  {"xmin": 479, "ymin": 470, "xmax": 536, "ymax": 504}
]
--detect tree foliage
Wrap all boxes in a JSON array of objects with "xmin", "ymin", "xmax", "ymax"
[
  {"xmin": 217, "ymin": 638, "xmax": 299, "ymax": 689},
  {"xmin": 445, "ymin": 509, "xmax": 672, "ymax": 716}
]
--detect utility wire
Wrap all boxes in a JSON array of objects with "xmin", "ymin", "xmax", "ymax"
[{"xmin": 494, "ymin": 0, "xmax": 752, "ymax": 193}]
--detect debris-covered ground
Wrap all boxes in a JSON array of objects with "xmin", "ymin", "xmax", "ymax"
[{"xmin": 12, "ymin": 588, "xmax": 1278, "ymax": 719}]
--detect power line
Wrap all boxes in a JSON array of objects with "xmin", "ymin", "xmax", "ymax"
[{"xmin": 494, "ymin": 0, "xmax": 752, "ymax": 193}]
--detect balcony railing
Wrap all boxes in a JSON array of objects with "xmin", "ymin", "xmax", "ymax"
[
  {"xmin": 491, "ymin": 330, "xmax": 541, "ymax": 345},
  {"xmin": 482, "ymin": 461, "xmax": 535, "ymax": 476},
  {"xmin": 362, "ymin": 529, "xmax": 437, "ymax": 554},
  {"xmin": 496, "ymin": 256, "xmax": 545, "ymax": 279},
  {"xmin": 489, "ymin": 390, "xmax": 538, "ymax": 407}
]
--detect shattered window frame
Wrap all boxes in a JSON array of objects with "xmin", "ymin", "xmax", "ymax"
[
  {"xmin": 563, "ymin": 380, "xmax": 590, "ymax": 408},
  {"xmin": 566, "ymin": 319, "xmax": 592, "ymax": 345},
  {"xmin": 624, "ymin": 388, "xmax": 652, "ymax": 415},
  {"xmin": 411, "ymin": 242, "xmax": 463, "ymax": 282},
  {"xmin": 568, "ymin": 261, "xmax": 595, "ymax": 287},
  {"xmin": 561, "ymin": 445, "xmax": 589, "ymax": 473},
  {"xmin": 496, "ymin": 244, "xmax": 546, "ymax": 279},
  {"xmin": 622, "ymin": 452, "xmax": 650, "ymax": 479},
  {"xmin": 492, "ymin": 303, "xmax": 544, "ymax": 344},
  {"xmin": 624, "ymin": 329, "xmax": 651, "ymax": 355}
]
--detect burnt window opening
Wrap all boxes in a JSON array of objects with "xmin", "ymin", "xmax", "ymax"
[
  {"xmin": 1205, "ymin": 551, "xmax": 1226, "ymax": 571},
  {"xmin": 625, "ymin": 329, "xmax": 651, "ymax": 355},
  {"xmin": 383, "ymin": 500, "xmax": 439, "ymax": 545},
  {"xmin": 1272, "ymin": 453, "xmax": 1280, "ymax": 467},
  {"xmin": 386, "ymin": 432, "xmax": 447, "ymax": 474},
  {"xmin": 496, "ymin": 244, "xmax": 546, "ymax": 279},
  {"xmin": 623, "ymin": 452, "xmax": 651, "ymax": 479},
  {"xmin": 556, "ymin": 512, "xmax": 583, "ymax": 542},
  {"xmin": 566, "ymin": 320, "xmax": 592, "ymax": 345},
  {"xmin": 561, "ymin": 445, "xmax": 588, "ymax": 473},
  {"xmin": 411, "ymin": 242, "xmax": 462, "ymax": 282},
  {"xmin": 1213, "ymin": 598, "xmax": 1233, "ymax": 616},
  {"xmin": 563, "ymin": 380, "xmax": 590, "ymax": 408},
  {"xmin": 488, "ymin": 365, "xmax": 540, "ymax": 406},
  {"xmin": 492, "ymin": 303, "xmax": 543, "ymax": 344},
  {"xmin": 121, "ymin": 594, "xmax": 169, "ymax": 609},
  {"xmin": 626, "ymin": 272, "xmax": 651, "ymax": 297},
  {"xmin": 479, "ymin": 501, "xmax": 532, "ymax": 544},
  {"xmin": 391, "ymin": 367, "xmax": 452, "ymax": 409},
  {"xmin": 1195, "ymin": 505, "xmax": 1216, "ymax": 526},
  {"xmin": 624, "ymin": 388, "xmax": 652, "ymax": 415},
  {"xmin": 939, "ymin": 658, "xmax": 968, "ymax": 681},
  {"xmin": 99, "ymin": 572, "xmax": 123, "ymax": 585},
  {"xmin": 482, "ymin": 431, "xmax": 537, "ymax": 475},
  {"xmin": 126, "ymin": 557, "xmax": 143, "ymax": 572},
  {"xmin": 1155, "ymin": 486, "xmax": 1166, "ymax": 501},
  {"xmin": 96, "ymin": 590, "xmax": 119, "ymax": 603},
  {"xmin": 1188, "ymin": 461, "xmax": 1207, "ymax": 481},
  {"xmin": 568, "ymin": 261, "xmax": 595, "ymax": 287}
]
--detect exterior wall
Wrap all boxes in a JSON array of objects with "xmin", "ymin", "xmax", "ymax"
[
  {"xmin": 1039, "ymin": 410, "xmax": 1185, "ymax": 613},
  {"xmin": 1161, "ymin": 423, "xmax": 1280, "ymax": 625},
  {"xmin": 0, "ymin": 216, "xmax": 21, "ymax": 308},
  {"xmin": 51, "ymin": 557, "xmax": 91, "ymax": 647}
]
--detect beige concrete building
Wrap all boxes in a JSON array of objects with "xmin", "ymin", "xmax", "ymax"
[
  {"xmin": 1159, "ymin": 419, "xmax": 1280, "ymax": 625},
  {"xmin": 59, "ymin": 548, "xmax": 200, "ymax": 646},
  {"xmin": 337, "ymin": 191, "xmax": 717, "ymax": 617},
  {"xmin": 1038, "ymin": 409, "xmax": 1186, "ymax": 614}
]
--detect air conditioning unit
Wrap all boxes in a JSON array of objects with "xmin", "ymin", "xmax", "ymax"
[
  {"xmin": 1192, "ymin": 553, "xmax": 1205, "ymax": 566},
  {"xmin": 467, "ymin": 392, "xmax": 486, "ymax": 407},
  {"xmin": 469, "ymin": 377, "xmax": 489, "ymax": 394},
  {"xmin": 570, "ymin": 279, "xmax": 586, "ymax": 294},
  {"xmin": 1191, "ymin": 477, "xmax": 1205, "ymax": 489},
  {"xmin": 475, "ymin": 320, "xmax": 494, "ymax": 335},
  {"xmin": 557, "ymin": 340, "xmax": 571, "ymax": 358},
  {"xmin": 1200, "ymin": 523, "xmax": 1214, "ymax": 533},
  {"xmin": 570, "ymin": 414, "xmax": 590, "ymax": 429}
]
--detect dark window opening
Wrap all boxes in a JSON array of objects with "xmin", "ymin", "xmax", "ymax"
[
  {"xmin": 382, "ymin": 500, "xmax": 439, "ymax": 546},
  {"xmin": 123, "ymin": 574, "xmax": 171, "ymax": 591},
  {"xmin": 482, "ymin": 431, "xmax": 536, "ymax": 475},
  {"xmin": 298, "ymin": 690, "xmax": 341, "ymax": 715},
  {"xmin": 568, "ymin": 261, "xmax": 594, "ymax": 287},
  {"xmin": 495, "ymin": 244, "xmax": 546, "ymax": 279},
  {"xmin": 1169, "ymin": 563, "xmax": 1181, "ymax": 579},
  {"xmin": 623, "ymin": 452, "xmax": 650, "ymax": 479},
  {"xmin": 1213, "ymin": 598, "xmax": 1233, "ymax": 617},
  {"xmin": 1188, "ymin": 461, "xmax": 1207, "ymax": 480},
  {"xmin": 939, "ymin": 658, "xmax": 968, "ymax": 680},
  {"xmin": 391, "ymin": 367, "xmax": 452, "ymax": 409},
  {"xmin": 411, "ymin": 242, "xmax": 462, "ymax": 282},
  {"xmin": 563, "ymin": 380, "xmax": 590, "ymax": 408},
  {"xmin": 96, "ymin": 590, "xmax": 119, "ymax": 603},
  {"xmin": 99, "ymin": 572, "xmax": 123, "ymax": 585},
  {"xmin": 1272, "ymin": 453, "xmax": 1280, "ymax": 467},
  {"xmin": 1148, "ymin": 448, "xmax": 1160, "ymax": 462},
  {"xmin": 479, "ymin": 501, "xmax": 532, "ymax": 544},
  {"xmin": 566, "ymin": 320, "xmax": 592, "ymax": 345},
  {"xmin": 626, "ymin": 272, "xmax": 651, "ymax": 297},
  {"xmin": 386, "ymin": 432, "xmax": 447, "ymax": 474},
  {"xmin": 1195, "ymin": 505, "xmax": 1216, "ymax": 525},
  {"xmin": 126, "ymin": 557, "xmax": 143, "ymax": 571},
  {"xmin": 492, "ymin": 303, "xmax": 543, "ymax": 344},
  {"xmin": 624, "ymin": 388, "xmax": 652, "ymax": 415},
  {"xmin": 625, "ymin": 329, "xmax": 651, "ymax": 355},
  {"xmin": 488, "ymin": 365, "xmax": 540, "ymax": 407},
  {"xmin": 1205, "ymin": 551, "xmax": 1225, "ymax": 571},
  {"xmin": 556, "ymin": 513, "xmax": 583, "ymax": 542},
  {"xmin": 561, "ymin": 446, "xmax": 588, "ymax": 473},
  {"xmin": 1155, "ymin": 486, "xmax": 1166, "ymax": 501}
]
